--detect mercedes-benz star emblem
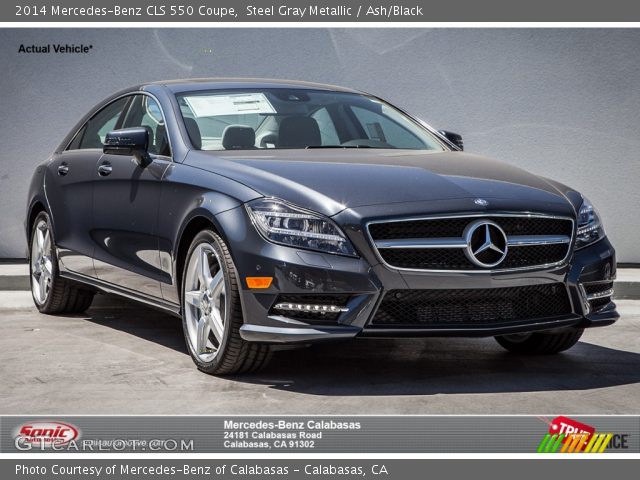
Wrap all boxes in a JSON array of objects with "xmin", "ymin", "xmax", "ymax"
[
  {"xmin": 474, "ymin": 198, "xmax": 489, "ymax": 207},
  {"xmin": 463, "ymin": 220, "xmax": 508, "ymax": 268}
]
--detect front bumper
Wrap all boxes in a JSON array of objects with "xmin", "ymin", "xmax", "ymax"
[{"xmin": 215, "ymin": 206, "xmax": 619, "ymax": 344}]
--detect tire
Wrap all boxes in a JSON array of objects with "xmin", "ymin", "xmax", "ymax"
[
  {"xmin": 495, "ymin": 327, "xmax": 584, "ymax": 355},
  {"xmin": 29, "ymin": 211, "xmax": 95, "ymax": 314},
  {"xmin": 181, "ymin": 229, "xmax": 271, "ymax": 375}
]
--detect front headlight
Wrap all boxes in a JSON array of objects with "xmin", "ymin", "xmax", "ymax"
[
  {"xmin": 246, "ymin": 198, "xmax": 357, "ymax": 257},
  {"xmin": 575, "ymin": 196, "xmax": 606, "ymax": 249}
]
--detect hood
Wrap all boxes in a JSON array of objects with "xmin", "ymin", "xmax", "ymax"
[{"xmin": 185, "ymin": 150, "xmax": 575, "ymax": 217}]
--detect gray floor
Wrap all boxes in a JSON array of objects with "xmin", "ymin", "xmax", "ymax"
[{"xmin": 1, "ymin": 292, "xmax": 639, "ymax": 414}]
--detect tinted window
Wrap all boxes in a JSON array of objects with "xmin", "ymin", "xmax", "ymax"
[
  {"xmin": 121, "ymin": 95, "xmax": 171, "ymax": 157},
  {"xmin": 78, "ymin": 97, "xmax": 129, "ymax": 149},
  {"xmin": 66, "ymin": 125, "xmax": 86, "ymax": 150},
  {"xmin": 311, "ymin": 107, "xmax": 340, "ymax": 145},
  {"xmin": 350, "ymin": 106, "xmax": 426, "ymax": 149}
]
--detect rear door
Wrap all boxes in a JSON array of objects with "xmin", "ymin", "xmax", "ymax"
[
  {"xmin": 45, "ymin": 96, "xmax": 130, "ymax": 277},
  {"xmin": 92, "ymin": 94, "xmax": 171, "ymax": 298}
]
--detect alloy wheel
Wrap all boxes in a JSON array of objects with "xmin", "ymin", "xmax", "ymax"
[{"xmin": 183, "ymin": 243, "xmax": 228, "ymax": 362}]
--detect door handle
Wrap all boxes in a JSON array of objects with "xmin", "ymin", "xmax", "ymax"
[
  {"xmin": 57, "ymin": 164, "xmax": 69, "ymax": 176},
  {"xmin": 97, "ymin": 163, "xmax": 112, "ymax": 177}
]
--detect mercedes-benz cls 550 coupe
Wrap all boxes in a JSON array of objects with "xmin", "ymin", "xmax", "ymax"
[{"xmin": 26, "ymin": 79, "xmax": 618, "ymax": 374}]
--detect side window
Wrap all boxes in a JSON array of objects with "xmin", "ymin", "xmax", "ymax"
[
  {"xmin": 311, "ymin": 107, "xmax": 340, "ymax": 146},
  {"xmin": 78, "ymin": 97, "xmax": 130, "ymax": 149},
  {"xmin": 121, "ymin": 95, "xmax": 171, "ymax": 157},
  {"xmin": 350, "ymin": 106, "xmax": 425, "ymax": 149},
  {"xmin": 66, "ymin": 125, "xmax": 87, "ymax": 150}
]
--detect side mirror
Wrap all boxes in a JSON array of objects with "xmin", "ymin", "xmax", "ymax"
[
  {"xmin": 103, "ymin": 127, "xmax": 152, "ymax": 168},
  {"xmin": 438, "ymin": 130, "xmax": 464, "ymax": 151}
]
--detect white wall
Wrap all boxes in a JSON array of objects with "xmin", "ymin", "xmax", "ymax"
[{"xmin": 1, "ymin": 28, "xmax": 639, "ymax": 261}]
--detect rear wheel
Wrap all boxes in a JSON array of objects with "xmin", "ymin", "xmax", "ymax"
[
  {"xmin": 29, "ymin": 212, "xmax": 94, "ymax": 314},
  {"xmin": 181, "ymin": 229, "xmax": 271, "ymax": 375},
  {"xmin": 495, "ymin": 328, "xmax": 584, "ymax": 354}
]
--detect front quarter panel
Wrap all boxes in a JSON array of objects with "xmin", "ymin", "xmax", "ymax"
[{"xmin": 157, "ymin": 158, "xmax": 262, "ymax": 303}]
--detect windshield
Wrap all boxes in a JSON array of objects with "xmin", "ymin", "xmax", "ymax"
[{"xmin": 176, "ymin": 89, "xmax": 446, "ymax": 151}]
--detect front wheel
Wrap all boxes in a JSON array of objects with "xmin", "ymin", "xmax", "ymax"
[
  {"xmin": 181, "ymin": 229, "xmax": 271, "ymax": 375},
  {"xmin": 495, "ymin": 328, "xmax": 584, "ymax": 354}
]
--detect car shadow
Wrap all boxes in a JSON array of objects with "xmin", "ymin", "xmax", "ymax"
[
  {"xmin": 245, "ymin": 337, "xmax": 640, "ymax": 396},
  {"xmin": 81, "ymin": 294, "xmax": 187, "ymax": 354},
  {"xmin": 81, "ymin": 295, "xmax": 640, "ymax": 396}
]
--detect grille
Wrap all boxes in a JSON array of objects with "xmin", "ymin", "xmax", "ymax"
[
  {"xmin": 369, "ymin": 215, "xmax": 573, "ymax": 271},
  {"xmin": 501, "ymin": 244, "xmax": 568, "ymax": 269},
  {"xmin": 589, "ymin": 297, "xmax": 611, "ymax": 312},
  {"xmin": 380, "ymin": 249, "xmax": 471, "ymax": 270},
  {"xmin": 379, "ymin": 244, "xmax": 568, "ymax": 270},
  {"xmin": 270, "ymin": 294, "xmax": 350, "ymax": 324},
  {"xmin": 369, "ymin": 216, "xmax": 573, "ymax": 240},
  {"xmin": 370, "ymin": 284, "xmax": 572, "ymax": 328}
]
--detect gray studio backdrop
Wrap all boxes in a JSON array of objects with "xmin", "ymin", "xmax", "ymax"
[{"xmin": 1, "ymin": 28, "xmax": 639, "ymax": 261}]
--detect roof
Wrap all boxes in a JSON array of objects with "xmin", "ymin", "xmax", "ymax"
[{"xmin": 141, "ymin": 78, "xmax": 362, "ymax": 94}]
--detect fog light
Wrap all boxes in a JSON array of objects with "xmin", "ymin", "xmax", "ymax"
[
  {"xmin": 579, "ymin": 281, "xmax": 614, "ymax": 314},
  {"xmin": 246, "ymin": 277, "xmax": 273, "ymax": 289},
  {"xmin": 586, "ymin": 288, "xmax": 614, "ymax": 301},
  {"xmin": 274, "ymin": 303, "xmax": 349, "ymax": 314}
]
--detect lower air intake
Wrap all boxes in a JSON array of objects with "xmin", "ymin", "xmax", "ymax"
[
  {"xmin": 370, "ymin": 283, "xmax": 571, "ymax": 328},
  {"xmin": 582, "ymin": 281, "xmax": 614, "ymax": 312}
]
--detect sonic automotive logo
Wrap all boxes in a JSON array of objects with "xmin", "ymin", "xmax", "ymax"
[
  {"xmin": 537, "ymin": 416, "xmax": 628, "ymax": 453},
  {"xmin": 13, "ymin": 421, "xmax": 195, "ymax": 451},
  {"xmin": 14, "ymin": 421, "xmax": 80, "ymax": 449}
]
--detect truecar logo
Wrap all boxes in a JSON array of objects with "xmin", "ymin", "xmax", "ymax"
[{"xmin": 537, "ymin": 416, "xmax": 628, "ymax": 453}]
